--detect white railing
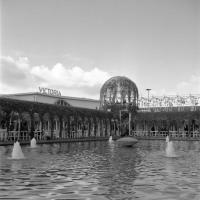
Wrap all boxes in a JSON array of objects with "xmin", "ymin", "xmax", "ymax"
[
  {"xmin": 84, "ymin": 130, "xmax": 88, "ymax": 137},
  {"xmin": 0, "ymin": 131, "xmax": 30, "ymax": 141},
  {"xmin": 34, "ymin": 130, "xmax": 43, "ymax": 140},
  {"xmin": 1, "ymin": 129, "xmax": 200, "ymax": 142},
  {"xmin": 131, "ymin": 130, "xmax": 200, "ymax": 138},
  {"xmin": 77, "ymin": 130, "xmax": 82, "ymax": 138},
  {"xmin": 53, "ymin": 130, "xmax": 59, "ymax": 139},
  {"xmin": 19, "ymin": 131, "xmax": 30, "ymax": 141}
]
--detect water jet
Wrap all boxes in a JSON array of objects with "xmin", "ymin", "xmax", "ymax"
[
  {"xmin": 11, "ymin": 141, "xmax": 25, "ymax": 159},
  {"xmin": 30, "ymin": 137, "xmax": 37, "ymax": 148}
]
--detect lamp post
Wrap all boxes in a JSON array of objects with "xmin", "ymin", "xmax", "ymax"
[
  {"xmin": 146, "ymin": 88, "xmax": 151, "ymax": 108},
  {"xmin": 129, "ymin": 112, "xmax": 131, "ymax": 135},
  {"xmin": 119, "ymin": 110, "xmax": 122, "ymax": 135},
  {"xmin": 119, "ymin": 108, "xmax": 131, "ymax": 136}
]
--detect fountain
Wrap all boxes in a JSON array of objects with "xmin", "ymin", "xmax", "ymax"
[
  {"xmin": 109, "ymin": 136, "xmax": 113, "ymax": 142},
  {"xmin": 11, "ymin": 141, "xmax": 25, "ymax": 159},
  {"xmin": 165, "ymin": 136, "xmax": 177, "ymax": 157},
  {"xmin": 30, "ymin": 137, "xmax": 37, "ymax": 148}
]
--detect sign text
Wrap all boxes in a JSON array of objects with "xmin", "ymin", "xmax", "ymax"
[{"xmin": 39, "ymin": 87, "xmax": 61, "ymax": 97}]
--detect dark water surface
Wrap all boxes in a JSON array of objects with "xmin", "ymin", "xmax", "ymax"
[{"xmin": 0, "ymin": 140, "xmax": 200, "ymax": 200}]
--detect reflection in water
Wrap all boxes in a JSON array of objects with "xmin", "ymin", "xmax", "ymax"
[
  {"xmin": 11, "ymin": 160, "xmax": 23, "ymax": 171},
  {"xmin": 0, "ymin": 140, "xmax": 200, "ymax": 199}
]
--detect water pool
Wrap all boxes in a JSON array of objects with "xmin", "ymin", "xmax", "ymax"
[{"xmin": 0, "ymin": 140, "xmax": 200, "ymax": 200}]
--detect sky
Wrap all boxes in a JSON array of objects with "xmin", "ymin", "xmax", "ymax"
[{"xmin": 1, "ymin": 0, "xmax": 200, "ymax": 99}]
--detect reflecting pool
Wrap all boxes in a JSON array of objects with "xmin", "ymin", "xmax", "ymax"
[{"xmin": 0, "ymin": 140, "xmax": 200, "ymax": 200}]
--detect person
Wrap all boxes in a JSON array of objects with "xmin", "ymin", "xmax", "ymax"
[{"xmin": 184, "ymin": 125, "xmax": 188, "ymax": 137}]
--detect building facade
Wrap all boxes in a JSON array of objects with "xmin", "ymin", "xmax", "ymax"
[
  {"xmin": 0, "ymin": 97, "xmax": 120, "ymax": 142},
  {"xmin": 0, "ymin": 76, "xmax": 200, "ymax": 143}
]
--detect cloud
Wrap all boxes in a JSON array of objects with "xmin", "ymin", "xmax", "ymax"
[
  {"xmin": 139, "ymin": 74, "xmax": 200, "ymax": 98},
  {"xmin": 0, "ymin": 56, "xmax": 111, "ymax": 99},
  {"xmin": 2, "ymin": 55, "xmax": 199, "ymax": 100},
  {"xmin": 176, "ymin": 75, "xmax": 200, "ymax": 95},
  {"xmin": 31, "ymin": 63, "xmax": 108, "ymax": 88},
  {"xmin": 0, "ymin": 56, "xmax": 34, "ymax": 89}
]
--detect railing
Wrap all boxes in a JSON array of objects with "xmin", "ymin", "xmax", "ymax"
[
  {"xmin": 0, "ymin": 130, "xmax": 30, "ymax": 141},
  {"xmin": 131, "ymin": 130, "xmax": 200, "ymax": 138},
  {"xmin": 1, "ymin": 129, "xmax": 200, "ymax": 142},
  {"xmin": 77, "ymin": 130, "xmax": 82, "ymax": 138},
  {"xmin": 34, "ymin": 130, "xmax": 43, "ymax": 140}
]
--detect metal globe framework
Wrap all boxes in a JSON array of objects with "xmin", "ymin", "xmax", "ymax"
[{"xmin": 100, "ymin": 76, "xmax": 139, "ymax": 112}]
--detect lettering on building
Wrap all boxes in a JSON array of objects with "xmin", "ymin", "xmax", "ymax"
[{"xmin": 39, "ymin": 87, "xmax": 61, "ymax": 96}]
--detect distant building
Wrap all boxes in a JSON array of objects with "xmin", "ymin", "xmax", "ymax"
[{"xmin": 1, "ymin": 92, "xmax": 100, "ymax": 110}]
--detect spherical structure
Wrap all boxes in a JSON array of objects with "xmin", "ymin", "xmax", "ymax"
[{"xmin": 100, "ymin": 76, "xmax": 139, "ymax": 111}]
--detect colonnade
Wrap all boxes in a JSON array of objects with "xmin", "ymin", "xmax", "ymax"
[
  {"xmin": 2, "ymin": 97, "xmax": 200, "ymax": 141},
  {"xmin": 0, "ymin": 98, "xmax": 120, "ymax": 142},
  {"xmin": 133, "ymin": 116, "xmax": 200, "ymax": 138}
]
